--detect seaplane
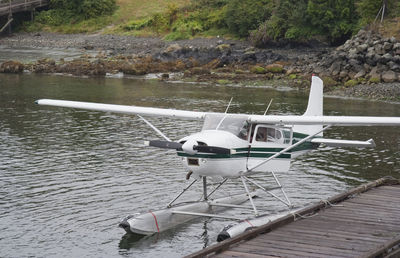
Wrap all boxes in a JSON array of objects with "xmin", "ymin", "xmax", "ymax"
[{"xmin": 36, "ymin": 76, "xmax": 400, "ymax": 239}]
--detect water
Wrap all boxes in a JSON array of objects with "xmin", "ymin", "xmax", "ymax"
[
  {"xmin": 0, "ymin": 46, "xmax": 98, "ymax": 63},
  {"xmin": 0, "ymin": 73, "xmax": 399, "ymax": 257}
]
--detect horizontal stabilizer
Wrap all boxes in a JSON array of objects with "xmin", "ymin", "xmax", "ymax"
[{"xmin": 311, "ymin": 138, "xmax": 376, "ymax": 148}]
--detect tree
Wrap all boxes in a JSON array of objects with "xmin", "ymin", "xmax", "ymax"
[
  {"xmin": 306, "ymin": 0, "xmax": 358, "ymax": 45},
  {"xmin": 224, "ymin": 0, "xmax": 273, "ymax": 37}
]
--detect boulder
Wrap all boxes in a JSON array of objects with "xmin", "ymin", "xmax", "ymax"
[
  {"xmin": 357, "ymin": 44, "xmax": 368, "ymax": 53},
  {"xmin": 369, "ymin": 67, "xmax": 381, "ymax": 79},
  {"xmin": 383, "ymin": 42, "xmax": 393, "ymax": 51},
  {"xmin": 339, "ymin": 70, "xmax": 348, "ymax": 79},
  {"xmin": 329, "ymin": 61, "xmax": 341, "ymax": 76},
  {"xmin": 354, "ymin": 70, "xmax": 366, "ymax": 79},
  {"xmin": 374, "ymin": 44, "xmax": 385, "ymax": 55},
  {"xmin": 382, "ymin": 53, "xmax": 393, "ymax": 63},
  {"xmin": 165, "ymin": 44, "xmax": 182, "ymax": 53},
  {"xmin": 382, "ymin": 71, "xmax": 397, "ymax": 83}
]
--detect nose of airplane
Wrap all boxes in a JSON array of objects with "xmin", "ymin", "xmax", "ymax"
[{"xmin": 181, "ymin": 139, "xmax": 198, "ymax": 155}]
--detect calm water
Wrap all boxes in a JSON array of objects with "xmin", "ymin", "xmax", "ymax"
[{"xmin": 0, "ymin": 73, "xmax": 399, "ymax": 257}]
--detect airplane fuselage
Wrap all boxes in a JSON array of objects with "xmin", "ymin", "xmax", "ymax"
[{"xmin": 177, "ymin": 122, "xmax": 317, "ymax": 178}]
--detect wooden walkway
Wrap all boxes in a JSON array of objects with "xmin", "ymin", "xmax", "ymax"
[
  {"xmin": 187, "ymin": 177, "xmax": 400, "ymax": 258},
  {"xmin": 0, "ymin": 0, "xmax": 49, "ymax": 17}
]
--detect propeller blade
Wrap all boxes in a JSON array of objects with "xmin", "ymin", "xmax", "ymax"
[
  {"xmin": 145, "ymin": 140, "xmax": 182, "ymax": 150},
  {"xmin": 193, "ymin": 145, "xmax": 233, "ymax": 155}
]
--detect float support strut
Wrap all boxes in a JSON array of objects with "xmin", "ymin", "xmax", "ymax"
[{"xmin": 167, "ymin": 179, "xmax": 197, "ymax": 208}]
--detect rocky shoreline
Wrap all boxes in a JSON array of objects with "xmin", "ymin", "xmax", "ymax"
[{"xmin": 0, "ymin": 31, "xmax": 399, "ymax": 102}]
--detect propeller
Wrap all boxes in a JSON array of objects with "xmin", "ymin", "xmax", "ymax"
[
  {"xmin": 145, "ymin": 140, "xmax": 183, "ymax": 150},
  {"xmin": 144, "ymin": 140, "xmax": 234, "ymax": 155}
]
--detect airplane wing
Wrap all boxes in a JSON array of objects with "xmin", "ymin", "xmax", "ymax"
[
  {"xmin": 35, "ymin": 99, "xmax": 207, "ymax": 120},
  {"xmin": 36, "ymin": 99, "xmax": 400, "ymax": 126},
  {"xmin": 248, "ymin": 115, "xmax": 400, "ymax": 126}
]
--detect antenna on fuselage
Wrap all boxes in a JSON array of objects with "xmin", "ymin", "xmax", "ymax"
[
  {"xmin": 225, "ymin": 97, "xmax": 233, "ymax": 113},
  {"xmin": 263, "ymin": 99, "xmax": 273, "ymax": 115}
]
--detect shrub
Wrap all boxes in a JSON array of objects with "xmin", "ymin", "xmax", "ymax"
[
  {"xmin": 344, "ymin": 79, "xmax": 358, "ymax": 87},
  {"xmin": 50, "ymin": 0, "xmax": 116, "ymax": 19},
  {"xmin": 250, "ymin": 66, "xmax": 267, "ymax": 74},
  {"xmin": 217, "ymin": 79, "xmax": 230, "ymax": 85},
  {"xmin": 369, "ymin": 77, "xmax": 381, "ymax": 83}
]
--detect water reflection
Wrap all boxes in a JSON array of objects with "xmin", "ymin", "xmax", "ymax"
[{"xmin": 0, "ymin": 73, "xmax": 399, "ymax": 257}]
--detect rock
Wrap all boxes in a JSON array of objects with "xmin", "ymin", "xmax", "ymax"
[
  {"xmin": 357, "ymin": 44, "xmax": 368, "ymax": 53},
  {"xmin": 374, "ymin": 44, "xmax": 385, "ymax": 55},
  {"xmin": 383, "ymin": 42, "xmax": 393, "ymax": 51},
  {"xmin": 348, "ymin": 59, "xmax": 360, "ymax": 67},
  {"xmin": 339, "ymin": 70, "xmax": 348, "ymax": 79},
  {"xmin": 0, "ymin": 60, "xmax": 24, "ymax": 73},
  {"xmin": 329, "ymin": 61, "xmax": 341, "ymax": 76},
  {"xmin": 348, "ymin": 48, "xmax": 358, "ymax": 55},
  {"xmin": 382, "ymin": 71, "xmax": 397, "ymax": 83},
  {"xmin": 391, "ymin": 64, "xmax": 400, "ymax": 72},
  {"xmin": 216, "ymin": 44, "xmax": 231, "ymax": 51},
  {"xmin": 165, "ymin": 44, "xmax": 182, "ymax": 53},
  {"xmin": 369, "ymin": 67, "xmax": 381, "ymax": 79},
  {"xmin": 354, "ymin": 70, "xmax": 366, "ymax": 79}
]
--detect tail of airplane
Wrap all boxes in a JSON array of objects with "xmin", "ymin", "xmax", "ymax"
[{"xmin": 294, "ymin": 76, "xmax": 324, "ymax": 136}]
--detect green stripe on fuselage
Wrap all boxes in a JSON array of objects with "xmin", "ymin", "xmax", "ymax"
[{"xmin": 177, "ymin": 150, "xmax": 291, "ymax": 159}]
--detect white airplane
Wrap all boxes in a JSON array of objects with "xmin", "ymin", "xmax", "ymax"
[{"xmin": 36, "ymin": 76, "xmax": 400, "ymax": 236}]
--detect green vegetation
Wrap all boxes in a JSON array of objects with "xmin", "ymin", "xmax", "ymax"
[
  {"xmin": 23, "ymin": 0, "xmax": 400, "ymax": 44},
  {"xmin": 344, "ymin": 79, "xmax": 358, "ymax": 87},
  {"xmin": 25, "ymin": 0, "xmax": 117, "ymax": 32},
  {"xmin": 369, "ymin": 77, "xmax": 381, "ymax": 84},
  {"xmin": 250, "ymin": 66, "xmax": 267, "ymax": 74}
]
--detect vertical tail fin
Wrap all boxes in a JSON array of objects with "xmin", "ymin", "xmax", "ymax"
[
  {"xmin": 304, "ymin": 76, "xmax": 323, "ymax": 116},
  {"xmin": 294, "ymin": 76, "xmax": 324, "ymax": 136}
]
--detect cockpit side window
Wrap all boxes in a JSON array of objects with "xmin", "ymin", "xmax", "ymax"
[{"xmin": 254, "ymin": 126, "xmax": 282, "ymax": 143}]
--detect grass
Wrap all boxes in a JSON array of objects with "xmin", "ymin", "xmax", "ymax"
[
  {"xmin": 104, "ymin": 0, "xmax": 190, "ymax": 34},
  {"xmin": 114, "ymin": 0, "xmax": 189, "ymax": 22},
  {"xmin": 25, "ymin": 0, "xmax": 190, "ymax": 34},
  {"xmin": 379, "ymin": 17, "xmax": 400, "ymax": 39}
]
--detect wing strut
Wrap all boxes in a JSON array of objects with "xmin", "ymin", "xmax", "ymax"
[
  {"xmin": 245, "ymin": 125, "xmax": 332, "ymax": 173},
  {"xmin": 137, "ymin": 114, "xmax": 171, "ymax": 141}
]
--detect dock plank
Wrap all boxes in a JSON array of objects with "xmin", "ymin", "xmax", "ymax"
[
  {"xmin": 187, "ymin": 177, "xmax": 400, "ymax": 258},
  {"xmin": 247, "ymin": 236, "xmax": 368, "ymax": 254}
]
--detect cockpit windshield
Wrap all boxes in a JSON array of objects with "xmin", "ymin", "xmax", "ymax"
[{"xmin": 202, "ymin": 114, "xmax": 249, "ymax": 140}]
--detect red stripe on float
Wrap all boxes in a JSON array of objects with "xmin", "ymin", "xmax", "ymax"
[
  {"xmin": 149, "ymin": 211, "xmax": 160, "ymax": 232},
  {"xmin": 245, "ymin": 219, "xmax": 254, "ymax": 227}
]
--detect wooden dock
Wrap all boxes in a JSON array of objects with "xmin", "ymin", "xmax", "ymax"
[
  {"xmin": 0, "ymin": 0, "xmax": 49, "ymax": 17},
  {"xmin": 187, "ymin": 177, "xmax": 400, "ymax": 258},
  {"xmin": 0, "ymin": 0, "xmax": 49, "ymax": 33}
]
